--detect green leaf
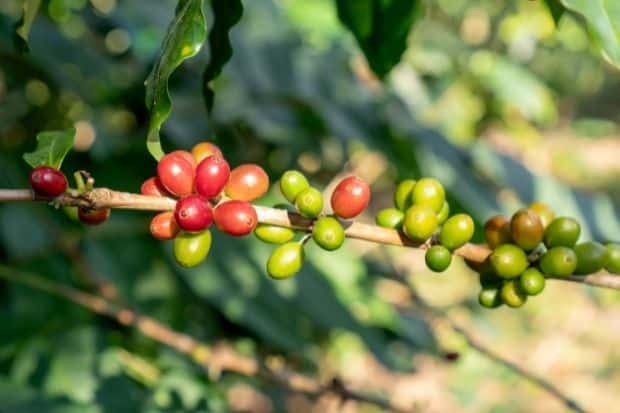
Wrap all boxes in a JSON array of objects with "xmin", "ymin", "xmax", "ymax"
[
  {"xmin": 13, "ymin": 0, "xmax": 42, "ymax": 53},
  {"xmin": 203, "ymin": 0, "xmax": 244, "ymax": 112},
  {"xmin": 145, "ymin": 0, "xmax": 207, "ymax": 160},
  {"xmin": 558, "ymin": 0, "xmax": 620, "ymax": 67},
  {"xmin": 0, "ymin": 378, "xmax": 100, "ymax": 413},
  {"xmin": 544, "ymin": 0, "xmax": 565, "ymax": 25},
  {"xmin": 335, "ymin": 0, "xmax": 420, "ymax": 78},
  {"xmin": 22, "ymin": 128, "xmax": 75, "ymax": 169}
]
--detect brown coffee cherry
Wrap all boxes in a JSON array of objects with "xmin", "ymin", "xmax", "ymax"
[
  {"xmin": 510, "ymin": 209, "xmax": 543, "ymax": 251},
  {"xmin": 484, "ymin": 215, "xmax": 511, "ymax": 249}
]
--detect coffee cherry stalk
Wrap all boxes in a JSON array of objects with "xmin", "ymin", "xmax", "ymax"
[{"xmin": 17, "ymin": 140, "xmax": 620, "ymax": 308}]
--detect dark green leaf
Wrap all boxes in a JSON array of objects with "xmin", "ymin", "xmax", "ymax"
[
  {"xmin": 13, "ymin": 0, "xmax": 41, "ymax": 53},
  {"xmin": 559, "ymin": 0, "xmax": 620, "ymax": 67},
  {"xmin": 22, "ymin": 128, "xmax": 75, "ymax": 169},
  {"xmin": 544, "ymin": 0, "xmax": 565, "ymax": 24},
  {"xmin": 145, "ymin": 0, "xmax": 207, "ymax": 160},
  {"xmin": 203, "ymin": 0, "xmax": 244, "ymax": 112},
  {"xmin": 335, "ymin": 0, "xmax": 420, "ymax": 78}
]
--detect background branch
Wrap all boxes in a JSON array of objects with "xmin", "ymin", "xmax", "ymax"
[
  {"xmin": 1, "ymin": 188, "xmax": 617, "ymax": 290},
  {"xmin": 384, "ymin": 260, "xmax": 588, "ymax": 413},
  {"xmin": 0, "ymin": 265, "xmax": 409, "ymax": 413}
]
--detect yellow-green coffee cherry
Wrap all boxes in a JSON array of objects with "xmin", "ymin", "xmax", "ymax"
[
  {"xmin": 295, "ymin": 187, "xmax": 323, "ymax": 218},
  {"xmin": 312, "ymin": 216, "xmax": 345, "ymax": 251},
  {"xmin": 519, "ymin": 268, "xmax": 545, "ymax": 295},
  {"xmin": 437, "ymin": 201, "xmax": 450, "ymax": 225},
  {"xmin": 174, "ymin": 230, "xmax": 212, "ymax": 268},
  {"xmin": 573, "ymin": 241, "xmax": 607, "ymax": 275},
  {"xmin": 539, "ymin": 246, "xmax": 577, "ymax": 277},
  {"xmin": 254, "ymin": 224, "xmax": 296, "ymax": 244},
  {"xmin": 375, "ymin": 208, "xmax": 404, "ymax": 229},
  {"xmin": 403, "ymin": 204, "xmax": 438, "ymax": 242},
  {"xmin": 411, "ymin": 177, "xmax": 445, "ymax": 213},
  {"xmin": 394, "ymin": 179, "xmax": 416, "ymax": 211},
  {"xmin": 544, "ymin": 217, "xmax": 580, "ymax": 248},
  {"xmin": 490, "ymin": 244, "xmax": 528, "ymax": 279},
  {"xmin": 510, "ymin": 209, "xmax": 543, "ymax": 251},
  {"xmin": 500, "ymin": 280, "xmax": 528, "ymax": 308},
  {"xmin": 606, "ymin": 243, "xmax": 620, "ymax": 274},
  {"xmin": 528, "ymin": 202, "xmax": 554, "ymax": 228},
  {"xmin": 479, "ymin": 286, "xmax": 502, "ymax": 308},
  {"xmin": 439, "ymin": 213, "xmax": 474, "ymax": 251},
  {"xmin": 280, "ymin": 170, "xmax": 309, "ymax": 203},
  {"xmin": 425, "ymin": 245, "xmax": 452, "ymax": 272},
  {"xmin": 267, "ymin": 242, "xmax": 304, "ymax": 279}
]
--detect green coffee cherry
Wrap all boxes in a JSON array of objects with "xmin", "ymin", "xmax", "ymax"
[
  {"xmin": 439, "ymin": 213, "xmax": 474, "ymax": 251},
  {"xmin": 375, "ymin": 208, "xmax": 405, "ymax": 229},
  {"xmin": 479, "ymin": 286, "xmax": 502, "ymax": 309},
  {"xmin": 539, "ymin": 246, "xmax": 577, "ymax": 277},
  {"xmin": 544, "ymin": 217, "xmax": 580, "ymax": 248},
  {"xmin": 573, "ymin": 241, "xmax": 607, "ymax": 275},
  {"xmin": 312, "ymin": 216, "xmax": 345, "ymax": 251},
  {"xmin": 280, "ymin": 170, "xmax": 310, "ymax": 203},
  {"xmin": 500, "ymin": 280, "xmax": 528, "ymax": 308},
  {"xmin": 411, "ymin": 177, "xmax": 445, "ymax": 213},
  {"xmin": 174, "ymin": 230, "xmax": 212, "ymax": 268},
  {"xmin": 425, "ymin": 245, "xmax": 452, "ymax": 272},
  {"xmin": 267, "ymin": 242, "xmax": 304, "ymax": 279},
  {"xmin": 519, "ymin": 268, "xmax": 545, "ymax": 296},
  {"xmin": 394, "ymin": 179, "xmax": 416, "ymax": 211},
  {"xmin": 254, "ymin": 224, "xmax": 296, "ymax": 244},
  {"xmin": 295, "ymin": 187, "xmax": 323, "ymax": 218},
  {"xmin": 528, "ymin": 202, "xmax": 554, "ymax": 228},
  {"xmin": 605, "ymin": 243, "xmax": 620, "ymax": 274},
  {"xmin": 510, "ymin": 209, "xmax": 543, "ymax": 251},
  {"xmin": 490, "ymin": 244, "xmax": 528, "ymax": 279},
  {"xmin": 63, "ymin": 206, "xmax": 79, "ymax": 222},
  {"xmin": 436, "ymin": 201, "xmax": 450, "ymax": 225},
  {"xmin": 403, "ymin": 204, "xmax": 438, "ymax": 242}
]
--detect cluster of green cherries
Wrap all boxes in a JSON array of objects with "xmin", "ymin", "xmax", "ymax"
[
  {"xmin": 256, "ymin": 171, "xmax": 371, "ymax": 279},
  {"xmin": 375, "ymin": 178, "xmax": 475, "ymax": 273},
  {"xmin": 476, "ymin": 204, "xmax": 620, "ymax": 309}
]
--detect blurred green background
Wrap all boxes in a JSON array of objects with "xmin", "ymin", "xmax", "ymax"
[{"xmin": 0, "ymin": 0, "xmax": 619, "ymax": 412}]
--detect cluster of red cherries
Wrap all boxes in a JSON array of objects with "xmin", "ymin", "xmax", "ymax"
[{"xmin": 140, "ymin": 142, "xmax": 268, "ymax": 267}]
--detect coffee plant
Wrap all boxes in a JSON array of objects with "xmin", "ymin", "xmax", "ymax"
[{"xmin": 1, "ymin": 0, "xmax": 619, "ymax": 412}]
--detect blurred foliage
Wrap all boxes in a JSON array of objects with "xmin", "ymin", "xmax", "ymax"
[{"xmin": 0, "ymin": 0, "xmax": 619, "ymax": 412}]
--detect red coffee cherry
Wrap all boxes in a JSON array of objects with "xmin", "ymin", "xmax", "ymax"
[
  {"xmin": 191, "ymin": 142, "xmax": 223, "ymax": 163},
  {"xmin": 157, "ymin": 152, "xmax": 195, "ymax": 197},
  {"xmin": 330, "ymin": 176, "xmax": 370, "ymax": 219},
  {"xmin": 214, "ymin": 200, "xmax": 258, "ymax": 236},
  {"xmin": 225, "ymin": 164, "xmax": 269, "ymax": 201},
  {"xmin": 140, "ymin": 177, "xmax": 172, "ymax": 197},
  {"xmin": 29, "ymin": 166, "xmax": 68, "ymax": 197},
  {"xmin": 169, "ymin": 150, "xmax": 197, "ymax": 170},
  {"xmin": 78, "ymin": 208, "xmax": 110, "ymax": 225},
  {"xmin": 195, "ymin": 156, "xmax": 230, "ymax": 198},
  {"xmin": 150, "ymin": 211, "xmax": 179, "ymax": 240},
  {"xmin": 174, "ymin": 195, "xmax": 213, "ymax": 232}
]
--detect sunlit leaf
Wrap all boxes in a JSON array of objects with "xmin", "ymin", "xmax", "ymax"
[
  {"xmin": 559, "ymin": 0, "xmax": 620, "ymax": 67},
  {"xmin": 203, "ymin": 0, "xmax": 244, "ymax": 112},
  {"xmin": 145, "ymin": 0, "xmax": 207, "ymax": 160},
  {"xmin": 22, "ymin": 128, "xmax": 75, "ymax": 169}
]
